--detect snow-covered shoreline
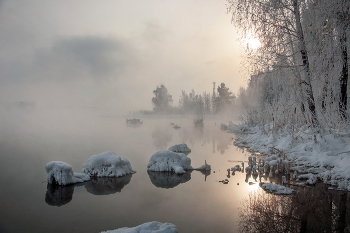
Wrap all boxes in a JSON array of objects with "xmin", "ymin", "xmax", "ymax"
[{"xmin": 223, "ymin": 122, "xmax": 350, "ymax": 191}]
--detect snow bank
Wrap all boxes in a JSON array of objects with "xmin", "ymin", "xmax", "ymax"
[
  {"xmin": 227, "ymin": 122, "xmax": 350, "ymax": 190},
  {"xmin": 147, "ymin": 150, "xmax": 193, "ymax": 174},
  {"xmin": 45, "ymin": 161, "xmax": 90, "ymax": 185},
  {"xmin": 101, "ymin": 221, "xmax": 178, "ymax": 233},
  {"xmin": 83, "ymin": 152, "xmax": 135, "ymax": 177},
  {"xmin": 261, "ymin": 183, "xmax": 295, "ymax": 195},
  {"xmin": 168, "ymin": 143, "xmax": 191, "ymax": 154}
]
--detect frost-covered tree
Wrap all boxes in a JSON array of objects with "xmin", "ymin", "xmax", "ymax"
[
  {"xmin": 178, "ymin": 89, "xmax": 206, "ymax": 115},
  {"xmin": 213, "ymin": 83, "xmax": 235, "ymax": 113},
  {"xmin": 227, "ymin": 0, "xmax": 350, "ymax": 132},
  {"xmin": 152, "ymin": 84, "xmax": 173, "ymax": 112},
  {"xmin": 227, "ymin": 0, "xmax": 320, "ymax": 129}
]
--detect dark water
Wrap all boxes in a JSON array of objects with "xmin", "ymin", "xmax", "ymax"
[{"xmin": 0, "ymin": 110, "xmax": 349, "ymax": 232}]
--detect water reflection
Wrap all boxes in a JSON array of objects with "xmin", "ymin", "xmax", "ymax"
[
  {"xmin": 45, "ymin": 175, "xmax": 133, "ymax": 206},
  {"xmin": 239, "ymin": 184, "xmax": 350, "ymax": 232},
  {"xmin": 197, "ymin": 169, "xmax": 211, "ymax": 181},
  {"xmin": 147, "ymin": 171, "xmax": 192, "ymax": 189},
  {"xmin": 85, "ymin": 175, "xmax": 132, "ymax": 195},
  {"xmin": 152, "ymin": 127, "xmax": 173, "ymax": 150},
  {"xmin": 45, "ymin": 183, "xmax": 82, "ymax": 207},
  {"xmin": 177, "ymin": 121, "xmax": 233, "ymax": 154}
]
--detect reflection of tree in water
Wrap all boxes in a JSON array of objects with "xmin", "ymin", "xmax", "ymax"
[
  {"xmin": 176, "ymin": 121, "xmax": 232, "ymax": 154},
  {"xmin": 239, "ymin": 184, "xmax": 350, "ymax": 232},
  {"xmin": 45, "ymin": 183, "xmax": 80, "ymax": 207},
  {"xmin": 147, "ymin": 171, "xmax": 192, "ymax": 189},
  {"xmin": 197, "ymin": 169, "xmax": 211, "ymax": 181},
  {"xmin": 84, "ymin": 175, "xmax": 132, "ymax": 195},
  {"xmin": 152, "ymin": 127, "xmax": 173, "ymax": 150}
]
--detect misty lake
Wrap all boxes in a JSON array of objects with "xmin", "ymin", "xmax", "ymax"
[{"xmin": 0, "ymin": 110, "xmax": 349, "ymax": 232}]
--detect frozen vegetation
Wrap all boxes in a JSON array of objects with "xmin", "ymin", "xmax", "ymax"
[
  {"xmin": 223, "ymin": 122, "xmax": 350, "ymax": 191},
  {"xmin": 168, "ymin": 143, "xmax": 191, "ymax": 154},
  {"xmin": 101, "ymin": 221, "xmax": 178, "ymax": 233},
  {"xmin": 83, "ymin": 151, "xmax": 135, "ymax": 177},
  {"xmin": 45, "ymin": 161, "xmax": 90, "ymax": 185},
  {"xmin": 147, "ymin": 150, "xmax": 193, "ymax": 174}
]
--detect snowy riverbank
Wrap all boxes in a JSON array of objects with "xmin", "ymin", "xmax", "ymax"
[{"xmin": 223, "ymin": 122, "xmax": 350, "ymax": 191}]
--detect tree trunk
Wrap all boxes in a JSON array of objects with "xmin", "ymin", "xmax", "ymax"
[
  {"xmin": 293, "ymin": 0, "xmax": 319, "ymax": 129},
  {"xmin": 339, "ymin": 23, "xmax": 348, "ymax": 119}
]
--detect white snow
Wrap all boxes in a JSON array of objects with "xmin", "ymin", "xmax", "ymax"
[
  {"xmin": 101, "ymin": 221, "xmax": 178, "ymax": 233},
  {"xmin": 45, "ymin": 161, "xmax": 90, "ymax": 185},
  {"xmin": 261, "ymin": 183, "xmax": 295, "ymax": 195},
  {"xmin": 147, "ymin": 150, "xmax": 193, "ymax": 174},
  {"xmin": 168, "ymin": 143, "xmax": 191, "ymax": 154},
  {"xmin": 226, "ymin": 122, "xmax": 350, "ymax": 191},
  {"xmin": 83, "ymin": 151, "xmax": 135, "ymax": 177}
]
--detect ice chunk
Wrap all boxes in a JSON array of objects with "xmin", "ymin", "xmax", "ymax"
[
  {"xmin": 45, "ymin": 161, "xmax": 90, "ymax": 185},
  {"xmin": 101, "ymin": 221, "xmax": 178, "ymax": 233},
  {"xmin": 168, "ymin": 143, "xmax": 191, "ymax": 154},
  {"xmin": 83, "ymin": 151, "xmax": 135, "ymax": 177},
  {"xmin": 261, "ymin": 183, "xmax": 295, "ymax": 195},
  {"xmin": 147, "ymin": 150, "xmax": 193, "ymax": 174}
]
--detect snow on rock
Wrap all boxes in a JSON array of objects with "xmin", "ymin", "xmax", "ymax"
[
  {"xmin": 168, "ymin": 143, "xmax": 191, "ymax": 154},
  {"xmin": 45, "ymin": 161, "xmax": 90, "ymax": 185},
  {"xmin": 147, "ymin": 150, "xmax": 193, "ymax": 174},
  {"xmin": 83, "ymin": 152, "xmax": 135, "ymax": 177},
  {"xmin": 261, "ymin": 183, "xmax": 295, "ymax": 195},
  {"xmin": 101, "ymin": 221, "xmax": 178, "ymax": 233}
]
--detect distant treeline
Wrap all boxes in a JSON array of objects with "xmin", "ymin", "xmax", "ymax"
[{"xmin": 136, "ymin": 83, "xmax": 236, "ymax": 115}]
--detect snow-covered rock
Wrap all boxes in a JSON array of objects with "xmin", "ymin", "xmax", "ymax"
[
  {"xmin": 261, "ymin": 183, "xmax": 295, "ymax": 195},
  {"xmin": 83, "ymin": 151, "xmax": 135, "ymax": 177},
  {"xmin": 45, "ymin": 161, "xmax": 90, "ymax": 185},
  {"xmin": 168, "ymin": 143, "xmax": 191, "ymax": 154},
  {"xmin": 147, "ymin": 150, "xmax": 193, "ymax": 174},
  {"xmin": 101, "ymin": 221, "xmax": 178, "ymax": 233}
]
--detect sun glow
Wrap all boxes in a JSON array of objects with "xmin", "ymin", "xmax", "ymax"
[{"xmin": 244, "ymin": 36, "xmax": 261, "ymax": 50}]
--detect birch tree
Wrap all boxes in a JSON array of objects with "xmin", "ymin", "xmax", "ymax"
[{"xmin": 227, "ymin": 0, "xmax": 320, "ymax": 128}]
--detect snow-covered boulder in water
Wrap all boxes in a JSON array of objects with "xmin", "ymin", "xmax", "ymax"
[
  {"xmin": 147, "ymin": 150, "xmax": 193, "ymax": 174},
  {"xmin": 101, "ymin": 221, "xmax": 178, "ymax": 233},
  {"xmin": 83, "ymin": 151, "xmax": 135, "ymax": 177},
  {"xmin": 168, "ymin": 143, "xmax": 191, "ymax": 154},
  {"xmin": 45, "ymin": 161, "xmax": 90, "ymax": 185}
]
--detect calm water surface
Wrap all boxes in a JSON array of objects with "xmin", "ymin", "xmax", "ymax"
[{"xmin": 0, "ymin": 110, "xmax": 349, "ymax": 232}]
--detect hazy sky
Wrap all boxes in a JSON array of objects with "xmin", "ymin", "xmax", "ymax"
[{"xmin": 0, "ymin": 0, "xmax": 245, "ymax": 114}]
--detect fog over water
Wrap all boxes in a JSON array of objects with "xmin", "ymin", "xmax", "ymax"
[{"xmin": 0, "ymin": 0, "xmax": 244, "ymax": 115}]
